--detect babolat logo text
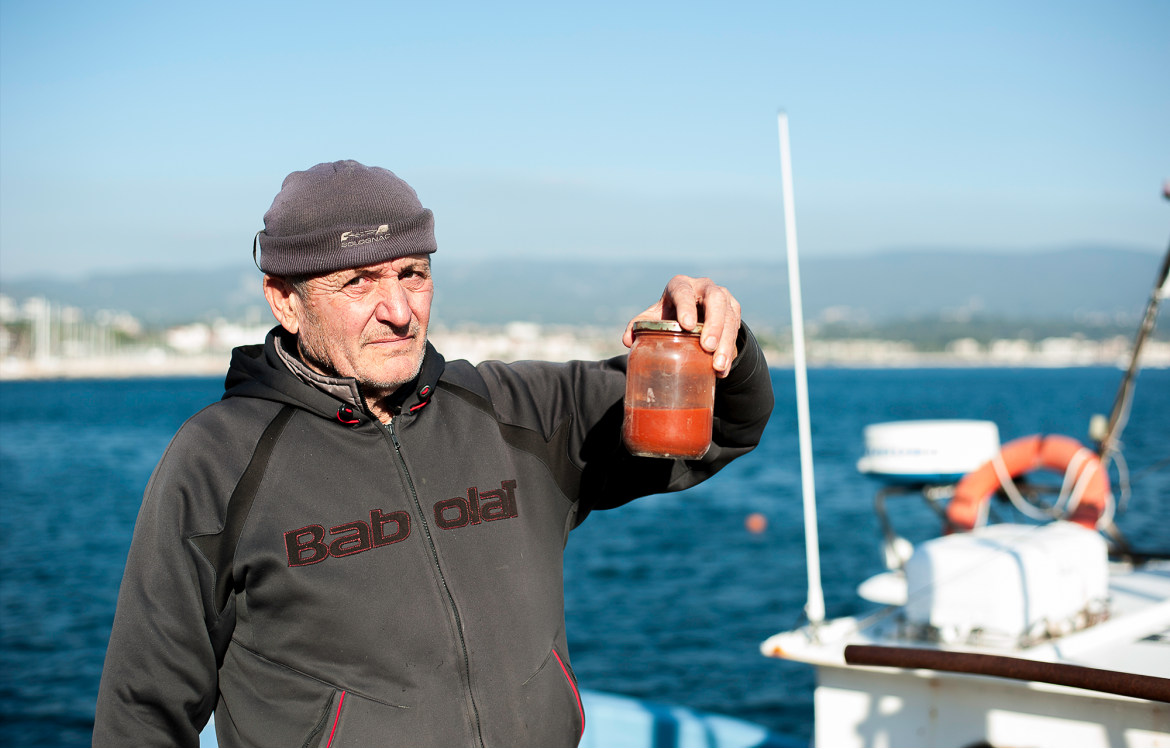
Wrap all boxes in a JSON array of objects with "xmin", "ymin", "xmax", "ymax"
[
  {"xmin": 433, "ymin": 480, "xmax": 518, "ymax": 530},
  {"xmin": 339, "ymin": 224, "xmax": 390, "ymax": 247},
  {"xmin": 284, "ymin": 508, "xmax": 410, "ymax": 567}
]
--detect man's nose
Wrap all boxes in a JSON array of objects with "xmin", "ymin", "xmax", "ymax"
[{"xmin": 373, "ymin": 279, "xmax": 413, "ymax": 329}]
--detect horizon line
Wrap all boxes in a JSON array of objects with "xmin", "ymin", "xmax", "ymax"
[{"xmin": 1, "ymin": 243, "xmax": 1164, "ymax": 285}]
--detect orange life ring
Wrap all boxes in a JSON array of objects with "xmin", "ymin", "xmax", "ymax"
[{"xmin": 947, "ymin": 434, "xmax": 1110, "ymax": 531}]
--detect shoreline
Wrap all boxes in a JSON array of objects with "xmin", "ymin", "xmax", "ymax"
[
  {"xmin": 4, "ymin": 348, "xmax": 1166, "ymax": 382},
  {"xmin": 760, "ymin": 349, "xmax": 1170, "ymax": 370},
  {"xmin": 6, "ymin": 317, "xmax": 1167, "ymax": 381}
]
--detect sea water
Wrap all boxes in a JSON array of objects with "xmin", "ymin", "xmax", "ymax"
[{"xmin": 1, "ymin": 368, "xmax": 1167, "ymax": 746}]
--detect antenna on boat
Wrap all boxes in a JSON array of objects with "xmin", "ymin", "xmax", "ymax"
[
  {"xmin": 1090, "ymin": 186, "xmax": 1170, "ymax": 552},
  {"xmin": 777, "ymin": 111, "xmax": 826, "ymax": 629}
]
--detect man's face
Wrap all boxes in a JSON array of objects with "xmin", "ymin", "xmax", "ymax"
[{"xmin": 277, "ymin": 255, "xmax": 433, "ymax": 394}]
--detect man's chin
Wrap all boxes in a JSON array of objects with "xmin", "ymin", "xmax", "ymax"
[{"xmin": 354, "ymin": 351, "xmax": 426, "ymax": 393}]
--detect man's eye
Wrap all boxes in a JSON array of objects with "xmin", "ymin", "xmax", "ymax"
[{"xmin": 345, "ymin": 276, "xmax": 366, "ymax": 286}]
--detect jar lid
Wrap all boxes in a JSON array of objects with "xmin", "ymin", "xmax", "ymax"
[{"xmin": 631, "ymin": 320, "xmax": 703, "ymax": 334}]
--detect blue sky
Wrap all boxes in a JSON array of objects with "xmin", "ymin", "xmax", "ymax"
[{"xmin": 1, "ymin": 0, "xmax": 1167, "ymax": 278}]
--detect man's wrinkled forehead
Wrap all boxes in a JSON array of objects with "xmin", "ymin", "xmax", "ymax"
[{"xmin": 335, "ymin": 254, "xmax": 431, "ymax": 277}]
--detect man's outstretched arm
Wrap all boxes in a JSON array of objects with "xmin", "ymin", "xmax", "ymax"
[{"xmin": 476, "ymin": 275, "xmax": 773, "ymax": 520}]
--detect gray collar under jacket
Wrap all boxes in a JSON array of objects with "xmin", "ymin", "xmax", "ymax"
[
  {"xmin": 224, "ymin": 326, "xmax": 444, "ymax": 423},
  {"xmin": 272, "ymin": 334, "xmax": 367, "ymax": 411}
]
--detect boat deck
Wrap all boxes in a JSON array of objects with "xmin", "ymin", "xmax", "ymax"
[
  {"xmin": 761, "ymin": 561, "xmax": 1170, "ymax": 747},
  {"xmin": 763, "ymin": 560, "xmax": 1170, "ymax": 674}
]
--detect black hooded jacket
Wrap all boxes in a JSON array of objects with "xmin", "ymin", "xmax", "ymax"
[{"xmin": 93, "ymin": 325, "xmax": 774, "ymax": 747}]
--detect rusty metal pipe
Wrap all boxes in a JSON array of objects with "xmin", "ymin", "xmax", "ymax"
[{"xmin": 844, "ymin": 645, "xmax": 1170, "ymax": 703}]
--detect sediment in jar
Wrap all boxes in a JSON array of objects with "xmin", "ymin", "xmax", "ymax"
[{"xmin": 622, "ymin": 406, "xmax": 712, "ymax": 459}]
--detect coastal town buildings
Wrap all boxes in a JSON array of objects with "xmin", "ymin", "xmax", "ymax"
[{"xmin": 2, "ymin": 293, "xmax": 1167, "ymax": 380}]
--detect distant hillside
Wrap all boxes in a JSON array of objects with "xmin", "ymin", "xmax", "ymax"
[
  {"xmin": 0, "ymin": 267, "xmax": 266, "ymax": 326},
  {"xmin": 1, "ymin": 247, "xmax": 1162, "ymax": 327},
  {"xmin": 433, "ymin": 247, "xmax": 1163, "ymax": 327}
]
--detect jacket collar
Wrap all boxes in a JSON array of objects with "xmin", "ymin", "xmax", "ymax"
[
  {"xmin": 270, "ymin": 326, "xmax": 445, "ymax": 418},
  {"xmin": 274, "ymin": 331, "xmax": 365, "ymax": 410},
  {"xmin": 384, "ymin": 338, "xmax": 445, "ymax": 416}
]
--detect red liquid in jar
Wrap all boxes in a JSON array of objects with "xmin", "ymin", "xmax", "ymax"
[{"xmin": 623, "ymin": 407, "xmax": 712, "ymax": 459}]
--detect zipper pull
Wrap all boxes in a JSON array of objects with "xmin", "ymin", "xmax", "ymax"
[{"xmin": 387, "ymin": 417, "xmax": 402, "ymax": 450}]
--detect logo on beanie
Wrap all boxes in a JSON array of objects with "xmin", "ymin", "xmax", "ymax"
[{"xmin": 340, "ymin": 224, "xmax": 390, "ymax": 247}]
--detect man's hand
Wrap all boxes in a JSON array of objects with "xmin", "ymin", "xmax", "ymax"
[{"xmin": 623, "ymin": 275, "xmax": 742, "ymax": 378}]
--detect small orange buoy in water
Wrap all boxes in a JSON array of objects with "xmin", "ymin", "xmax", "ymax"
[{"xmin": 745, "ymin": 513, "xmax": 767, "ymax": 534}]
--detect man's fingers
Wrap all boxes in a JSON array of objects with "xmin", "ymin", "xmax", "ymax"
[
  {"xmin": 624, "ymin": 276, "xmax": 697, "ymax": 347},
  {"xmin": 624, "ymin": 276, "xmax": 743, "ymax": 374},
  {"xmin": 714, "ymin": 297, "xmax": 741, "ymax": 377},
  {"xmin": 665, "ymin": 276, "xmax": 700, "ymax": 331},
  {"xmin": 698, "ymin": 284, "xmax": 741, "ymax": 376},
  {"xmin": 700, "ymin": 283, "xmax": 728, "ymax": 352},
  {"xmin": 622, "ymin": 300, "xmax": 666, "ymax": 348}
]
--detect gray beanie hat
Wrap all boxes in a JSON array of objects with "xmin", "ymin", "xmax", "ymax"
[{"xmin": 256, "ymin": 160, "xmax": 437, "ymax": 276}]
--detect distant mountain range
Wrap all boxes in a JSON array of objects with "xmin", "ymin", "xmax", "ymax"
[{"xmin": 1, "ymin": 247, "xmax": 1163, "ymax": 328}]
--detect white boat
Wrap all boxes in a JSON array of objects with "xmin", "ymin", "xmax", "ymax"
[
  {"xmin": 761, "ymin": 481, "xmax": 1170, "ymax": 747},
  {"xmin": 762, "ymin": 116, "xmax": 1170, "ymax": 747}
]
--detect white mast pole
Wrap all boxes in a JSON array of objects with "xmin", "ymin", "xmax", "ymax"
[{"xmin": 777, "ymin": 111, "xmax": 825, "ymax": 628}]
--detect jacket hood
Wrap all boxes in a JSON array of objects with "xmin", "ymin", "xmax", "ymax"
[{"xmin": 223, "ymin": 326, "xmax": 446, "ymax": 425}]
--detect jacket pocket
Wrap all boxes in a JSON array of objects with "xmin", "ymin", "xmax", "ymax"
[
  {"xmin": 508, "ymin": 645, "xmax": 585, "ymax": 747},
  {"xmin": 552, "ymin": 647, "xmax": 585, "ymax": 742},
  {"xmin": 302, "ymin": 689, "xmax": 343, "ymax": 748},
  {"xmin": 320, "ymin": 688, "xmax": 481, "ymax": 748},
  {"xmin": 217, "ymin": 642, "xmax": 344, "ymax": 747}
]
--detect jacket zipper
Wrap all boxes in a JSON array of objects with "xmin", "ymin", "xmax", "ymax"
[{"xmin": 382, "ymin": 417, "xmax": 485, "ymax": 747}]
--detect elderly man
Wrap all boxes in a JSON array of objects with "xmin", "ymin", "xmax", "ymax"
[{"xmin": 93, "ymin": 160, "xmax": 773, "ymax": 747}]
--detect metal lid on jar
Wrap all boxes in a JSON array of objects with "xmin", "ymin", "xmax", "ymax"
[{"xmin": 631, "ymin": 320, "xmax": 703, "ymax": 335}]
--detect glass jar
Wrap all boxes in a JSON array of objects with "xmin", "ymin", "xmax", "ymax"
[{"xmin": 622, "ymin": 321, "xmax": 715, "ymax": 459}]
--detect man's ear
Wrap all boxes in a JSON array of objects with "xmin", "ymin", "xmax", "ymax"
[{"xmin": 263, "ymin": 275, "xmax": 301, "ymax": 334}]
